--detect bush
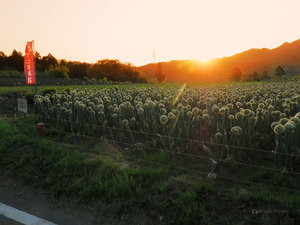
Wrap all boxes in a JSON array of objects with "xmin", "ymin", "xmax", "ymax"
[
  {"xmin": 42, "ymin": 88, "xmax": 57, "ymax": 95},
  {"xmin": 0, "ymin": 70, "xmax": 23, "ymax": 78},
  {"xmin": 26, "ymin": 92, "xmax": 35, "ymax": 104},
  {"xmin": 64, "ymin": 88, "xmax": 71, "ymax": 94},
  {"xmin": 47, "ymin": 65, "xmax": 69, "ymax": 79},
  {"xmin": 36, "ymin": 72, "xmax": 49, "ymax": 78},
  {"xmin": 99, "ymin": 77, "xmax": 109, "ymax": 84}
]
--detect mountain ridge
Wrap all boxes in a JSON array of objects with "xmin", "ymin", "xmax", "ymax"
[{"xmin": 138, "ymin": 38, "xmax": 300, "ymax": 82}]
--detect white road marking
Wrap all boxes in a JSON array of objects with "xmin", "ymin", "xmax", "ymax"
[{"xmin": 0, "ymin": 202, "xmax": 57, "ymax": 225}]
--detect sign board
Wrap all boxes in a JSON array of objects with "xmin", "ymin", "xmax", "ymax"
[{"xmin": 17, "ymin": 98, "xmax": 27, "ymax": 113}]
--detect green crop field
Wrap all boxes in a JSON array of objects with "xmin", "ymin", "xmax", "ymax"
[
  {"xmin": 34, "ymin": 81, "xmax": 300, "ymax": 168},
  {"xmin": 0, "ymin": 81, "xmax": 299, "ymax": 225}
]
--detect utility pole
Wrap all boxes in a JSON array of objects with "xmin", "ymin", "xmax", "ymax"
[{"xmin": 153, "ymin": 49, "xmax": 156, "ymax": 63}]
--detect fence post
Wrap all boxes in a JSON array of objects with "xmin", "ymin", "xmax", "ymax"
[{"xmin": 14, "ymin": 108, "xmax": 17, "ymax": 135}]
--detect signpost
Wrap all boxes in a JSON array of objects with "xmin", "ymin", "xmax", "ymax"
[
  {"xmin": 17, "ymin": 98, "xmax": 28, "ymax": 114},
  {"xmin": 14, "ymin": 41, "xmax": 37, "ymax": 135},
  {"xmin": 14, "ymin": 98, "xmax": 28, "ymax": 134}
]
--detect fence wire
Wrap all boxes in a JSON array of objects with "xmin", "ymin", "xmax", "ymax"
[{"xmin": 41, "ymin": 115, "xmax": 300, "ymax": 158}]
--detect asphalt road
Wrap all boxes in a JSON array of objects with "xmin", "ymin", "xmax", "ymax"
[
  {"xmin": 0, "ymin": 177, "xmax": 96, "ymax": 225},
  {"xmin": 0, "ymin": 215, "xmax": 23, "ymax": 225}
]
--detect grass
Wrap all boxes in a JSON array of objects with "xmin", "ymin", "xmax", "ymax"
[
  {"xmin": 2, "ymin": 79, "xmax": 299, "ymax": 95},
  {"xmin": 0, "ymin": 83, "xmax": 183, "ymax": 95},
  {"xmin": 0, "ymin": 114, "xmax": 299, "ymax": 224},
  {"xmin": 0, "ymin": 124, "xmax": 169, "ymax": 210},
  {"xmin": 1, "ymin": 81, "xmax": 280, "ymax": 96}
]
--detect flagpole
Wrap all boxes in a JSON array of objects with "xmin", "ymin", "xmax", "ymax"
[{"xmin": 32, "ymin": 40, "xmax": 38, "ymax": 94}]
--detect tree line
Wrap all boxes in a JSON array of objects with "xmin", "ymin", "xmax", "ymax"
[
  {"xmin": 230, "ymin": 66, "xmax": 286, "ymax": 81},
  {"xmin": 0, "ymin": 50, "xmax": 146, "ymax": 83}
]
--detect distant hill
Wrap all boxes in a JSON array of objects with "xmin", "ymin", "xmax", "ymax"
[{"xmin": 138, "ymin": 39, "xmax": 300, "ymax": 82}]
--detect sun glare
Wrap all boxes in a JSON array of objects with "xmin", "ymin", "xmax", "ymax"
[{"xmin": 195, "ymin": 57, "xmax": 214, "ymax": 64}]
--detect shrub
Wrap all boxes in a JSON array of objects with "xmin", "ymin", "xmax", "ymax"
[
  {"xmin": 0, "ymin": 70, "xmax": 23, "ymax": 78},
  {"xmin": 42, "ymin": 88, "xmax": 57, "ymax": 95},
  {"xmin": 26, "ymin": 92, "xmax": 35, "ymax": 104},
  {"xmin": 47, "ymin": 65, "xmax": 69, "ymax": 79},
  {"xmin": 64, "ymin": 88, "xmax": 71, "ymax": 94}
]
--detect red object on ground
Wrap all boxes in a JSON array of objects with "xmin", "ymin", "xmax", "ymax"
[{"xmin": 37, "ymin": 123, "xmax": 46, "ymax": 135}]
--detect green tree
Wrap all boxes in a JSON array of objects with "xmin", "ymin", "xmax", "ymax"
[
  {"xmin": 47, "ymin": 64, "xmax": 69, "ymax": 78},
  {"xmin": 155, "ymin": 62, "xmax": 165, "ymax": 82},
  {"xmin": 34, "ymin": 51, "xmax": 41, "ymax": 60},
  {"xmin": 87, "ymin": 59, "xmax": 143, "ymax": 82},
  {"xmin": 0, "ymin": 51, "xmax": 8, "ymax": 70},
  {"xmin": 60, "ymin": 59, "xmax": 67, "ymax": 67},
  {"xmin": 275, "ymin": 66, "xmax": 285, "ymax": 76},
  {"xmin": 261, "ymin": 70, "xmax": 270, "ymax": 80},
  {"xmin": 34, "ymin": 51, "xmax": 43, "ymax": 72},
  {"xmin": 7, "ymin": 50, "xmax": 24, "ymax": 71},
  {"xmin": 252, "ymin": 71, "xmax": 259, "ymax": 81},
  {"xmin": 231, "ymin": 67, "xmax": 242, "ymax": 81},
  {"xmin": 40, "ymin": 53, "xmax": 58, "ymax": 71},
  {"xmin": 68, "ymin": 62, "xmax": 89, "ymax": 79},
  {"xmin": 88, "ymin": 59, "xmax": 121, "ymax": 80}
]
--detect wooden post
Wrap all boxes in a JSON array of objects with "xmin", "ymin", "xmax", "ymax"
[
  {"xmin": 14, "ymin": 108, "xmax": 17, "ymax": 135},
  {"xmin": 33, "ymin": 40, "xmax": 38, "ymax": 94}
]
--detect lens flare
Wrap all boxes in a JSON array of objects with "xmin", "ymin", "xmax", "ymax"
[{"xmin": 172, "ymin": 83, "xmax": 186, "ymax": 106}]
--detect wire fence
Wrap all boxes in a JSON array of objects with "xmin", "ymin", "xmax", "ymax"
[
  {"xmin": 46, "ymin": 128, "xmax": 300, "ymax": 175},
  {"xmin": 39, "ymin": 133, "xmax": 300, "ymax": 194},
  {"xmin": 42, "ymin": 115, "xmax": 300, "ymax": 158},
  {"xmin": 11, "ymin": 113, "xmax": 300, "ymax": 194}
]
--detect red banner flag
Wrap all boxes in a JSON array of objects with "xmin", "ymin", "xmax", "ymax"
[{"xmin": 24, "ymin": 41, "xmax": 36, "ymax": 85}]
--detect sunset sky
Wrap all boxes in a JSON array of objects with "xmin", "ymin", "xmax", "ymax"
[{"xmin": 1, "ymin": 0, "xmax": 300, "ymax": 66}]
